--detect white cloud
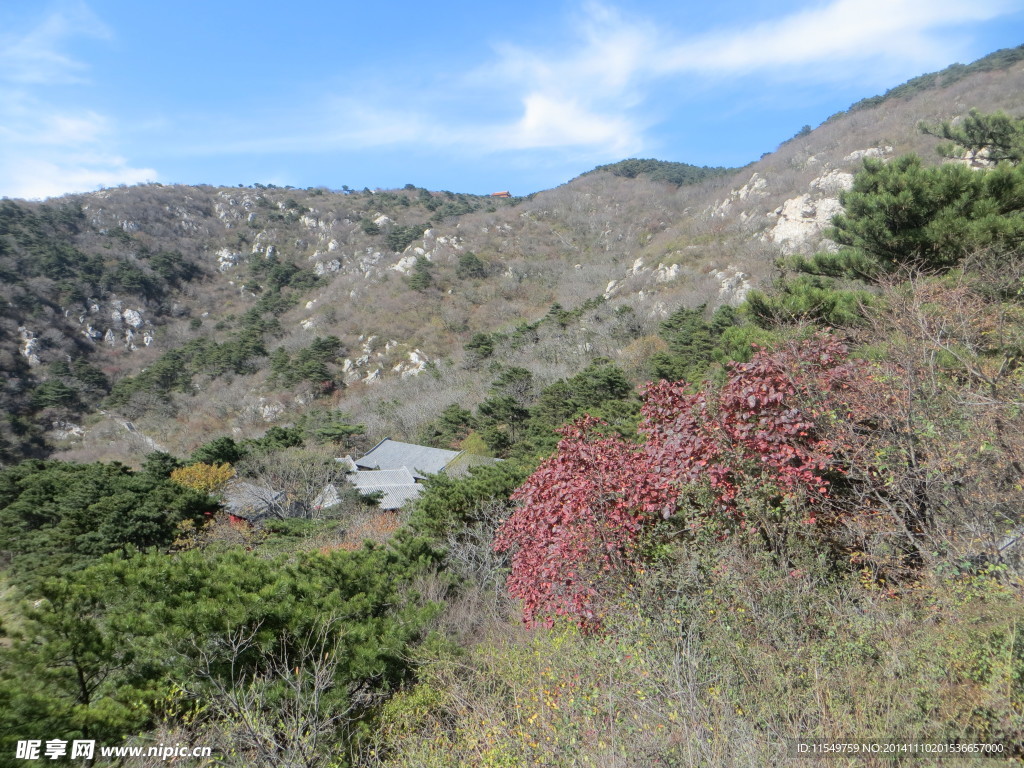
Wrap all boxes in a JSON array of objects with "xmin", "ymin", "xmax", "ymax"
[
  {"xmin": 0, "ymin": 99, "xmax": 158, "ymax": 199},
  {"xmin": 160, "ymin": 0, "xmax": 1020, "ymax": 173},
  {"xmin": 4, "ymin": 108, "xmax": 109, "ymax": 147},
  {"xmin": 484, "ymin": 0, "xmax": 1018, "ymax": 105},
  {"xmin": 182, "ymin": 2, "xmax": 649, "ymax": 162},
  {"xmin": 0, "ymin": 91, "xmax": 157, "ymax": 199},
  {"xmin": 439, "ymin": 0, "xmax": 1017, "ymax": 158},
  {"xmin": 182, "ymin": 88, "xmax": 642, "ymax": 161},
  {"xmin": 497, "ymin": 94, "xmax": 640, "ymax": 153},
  {"xmin": 178, "ymin": 100, "xmax": 445, "ymax": 157},
  {"xmin": 658, "ymin": 0, "xmax": 1017, "ymax": 75},
  {"xmin": 14, "ymin": 0, "xmax": 1011, "ymax": 193},
  {"xmin": 0, "ymin": 89, "xmax": 157, "ymax": 198},
  {"xmin": 0, "ymin": 4, "xmax": 156, "ymax": 199},
  {"xmin": 446, "ymin": 3, "xmax": 653, "ymax": 156},
  {"xmin": 0, "ymin": 1, "xmax": 111, "ymax": 85},
  {"xmin": 486, "ymin": 3, "xmax": 653, "ymax": 97},
  {"xmin": 2, "ymin": 155, "xmax": 157, "ymax": 201}
]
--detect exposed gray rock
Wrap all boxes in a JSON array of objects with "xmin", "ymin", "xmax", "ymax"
[
  {"xmin": 313, "ymin": 259, "xmax": 341, "ymax": 276},
  {"xmin": 767, "ymin": 194, "xmax": 844, "ymax": 254},
  {"xmin": 51, "ymin": 420, "xmax": 84, "ymax": 440},
  {"xmin": 17, "ymin": 327, "xmax": 41, "ymax": 366},
  {"xmin": 122, "ymin": 309, "xmax": 143, "ymax": 328},
  {"xmin": 764, "ymin": 166, "xmax": 856, "ymax": 254},
  {"xmin": 654, "ymin": 263, "xmax": 681, "ymax": 283},
  {"xmin": 809, "ymin": 169, "xmax": 854, "ymax": 195},
  {"xmin": 216, "ymin": 248, "xmax": 240, "ymax": 271},
  {"xmin": 391, "ymin": 254, "xmax": 419, "ymax": 274},
  {"xmin": 844, "ymin": 146, "xmax": 893, "ymax": 163},
  {"xmin": 714, "ymin": 172, "xmax": 768, "ymax": 216},
  {"xmin": 711, "ymin": 267, "xmax": 751, "ymax": 304}
]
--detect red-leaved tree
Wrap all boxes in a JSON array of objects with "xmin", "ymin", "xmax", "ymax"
[
  {"xmin": 495, "ymin": 336, "xmax": 869, "ymax": 628},
  {"xmin": 494, "ymin": 417, "xmax": 666, "ymax": 628}
]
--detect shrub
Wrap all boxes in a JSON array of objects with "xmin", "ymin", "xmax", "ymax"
[
  {"xmin": 170, "ymin": 462, "xmax": 235, "ymax": 495},
  {"xmin": 455, "ymin": 251, "xmax": 487, "ymax": 280},
  {"xmin": 495, "ymin": 336, "xmax": 869, "ymax": 629}
]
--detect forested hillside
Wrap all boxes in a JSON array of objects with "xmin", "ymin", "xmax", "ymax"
[{"xmin": 0, "ymin": 47, "xmax": 1023, "ymax": 767}]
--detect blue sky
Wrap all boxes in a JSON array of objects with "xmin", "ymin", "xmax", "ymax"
[{"xmin": 2, "ymin": 0, "xmax": 1023, "ymax": 199}]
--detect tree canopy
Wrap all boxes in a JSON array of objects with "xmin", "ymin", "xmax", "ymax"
[{"xmin": 0, "ymin": 460, "xmax": 215, "ymax": 587}]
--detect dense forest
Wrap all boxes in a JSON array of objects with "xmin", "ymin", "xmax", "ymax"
[{"xmin": 1, "ymin": 57, "xmax": 1024, "ymax": 767}]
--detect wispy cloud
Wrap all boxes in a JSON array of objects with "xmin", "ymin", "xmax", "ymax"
[
  {"xmin": 474, "ymin": 3, "xmax": 651, "ymax": 155},
  {"xmin": 184, "ymin": 3, "xmax": 650, "ymax": 163},
  {"xmin": 658, "ymin": 0, "xmax": 1018, "ymax": 76},
  {"xmin": 494, "ymin": 94, "xmax": 639, "ymax": 153},
  {"xmin": 0, "ymin": 92, "xmax": 156, "ymax": 198},
  {"xmin": 3, "ymin": 0, "xmax": 1020, "ymax": 197},
  {"xmin": 0, "ymin": 3, "xmax": 154, "ymax": 199},
  {"xmin": 281, "ymin": 0, "xmax": 1016, "ymax": 160},
  {"xmin": 0, "ymin": 0, "xmax": 110, "ymax": 85},
  {"xmin": 1, "ymin": 153, "xmax": 156, "ymax": 201}
]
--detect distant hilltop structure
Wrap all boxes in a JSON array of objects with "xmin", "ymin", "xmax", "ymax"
[{"xmin": 489, "ymin": 191, "xmax": 511, "ymax": 198}]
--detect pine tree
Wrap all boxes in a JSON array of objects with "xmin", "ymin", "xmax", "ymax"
[
  {"xmin": 922, "ymin": 108, "xmax": 1024, "ymax": 165},
  {"xmin": 408, "ymin": 256, "xmax": 433, "ymax": 291}
]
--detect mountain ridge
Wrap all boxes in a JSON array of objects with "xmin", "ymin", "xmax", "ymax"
[{"xmin": 1, "ymin": 46, "xmax": 1023, "ymax": 465}]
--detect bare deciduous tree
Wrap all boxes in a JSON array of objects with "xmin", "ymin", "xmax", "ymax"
[
  {"xmin": 234, "ymin": 445, "xmax": 348, "ymax": 520},
  {"xmin": 188, "ymin": 620, "xmax": 354, "ymax": 768}
]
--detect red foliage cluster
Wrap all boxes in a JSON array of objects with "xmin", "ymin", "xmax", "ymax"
[
  {"xmin": 494, "ymin": 417, "xmax": 653, "ymax": 627},
  {"xmin": 643, "ymin": 335, "xmax": 863, "ymax": 526},
  {"xmin": 494, "ymin": 336, "xmax": 868, "ymax": 628}
]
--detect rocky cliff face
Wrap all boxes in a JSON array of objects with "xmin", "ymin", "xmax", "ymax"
[
  {"xmin": 707, "ymin": 147, "xmax": 894, "ymax": 258},
  {"xmin": 763, "ymin": 150, "xmax": 891, "ymax": 254}
]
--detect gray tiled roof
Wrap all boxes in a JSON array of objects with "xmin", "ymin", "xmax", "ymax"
[
  {"xmin": 222, "ymin": 480, "xmax": 283, "ymax": 521},
  {"xmin": 350, "ymin": 467, "xmax": 417, "ymax": 487},
  {"xmin": 313, "ymin": 483, "xmax": 341, "ymax": 511},
  {"xmin": 335, "ymin": 456, "xmax": 358, "ymax": 472},
  {"xmin": 355, "ymin": 439, "xmax": 461, "ymax": 478},
  {"xmin": 355, "ymin": 482, "xmax": 423, "ymax": 510}
]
